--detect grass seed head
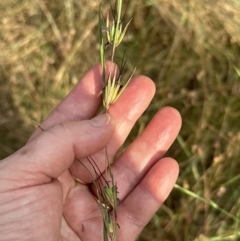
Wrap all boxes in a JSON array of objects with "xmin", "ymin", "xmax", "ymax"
[
  {"xmin": 103, "ymin": 66, "xmax": 136, "ymax": 110},
  {"xmin": 106, "ymin": 13, "xmax": 132, "ymax": 47}
]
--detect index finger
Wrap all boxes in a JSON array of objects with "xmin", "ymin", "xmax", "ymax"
[{"xmin": 29, "ymin": 62, "xmax": 115, "ymax": 141}]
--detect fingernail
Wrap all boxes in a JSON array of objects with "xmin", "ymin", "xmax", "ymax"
[{"xmin": 91, "ymin": 114, "xmax": 111, "ymax": 127}]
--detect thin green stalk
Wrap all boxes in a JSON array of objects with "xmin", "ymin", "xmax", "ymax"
[
  {"xmin": 98, "ymin": 3, "xmax": 106, "ymax": 89},
  {"xmin": 174, "ymin": 184, "xmax": 240, "ymax": 223},
  {"xmin": 96, "ymin": 1, "xmax": 134, "ymax": 240},
  {"xmin": 110, "ymin": 0, "xmax": 123, "ymax": 62}
]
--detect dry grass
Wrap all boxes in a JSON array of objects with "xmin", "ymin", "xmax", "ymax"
[{"xmin": 1, "ymin": 0, "xmax": 240, "ymax": 240}]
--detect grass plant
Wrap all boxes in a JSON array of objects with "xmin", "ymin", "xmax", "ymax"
[
  {"xmin": 79, "ymin": 1, "xmax": 134, "ymax": 240},
  {"xmin": 1, "ymin": 0, "xmax": 240, "ymax": 240}
]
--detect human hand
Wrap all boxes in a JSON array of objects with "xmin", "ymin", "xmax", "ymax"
[{"xmin": 0, "ymin": 63, "xmax": 181, "ymax": 241}]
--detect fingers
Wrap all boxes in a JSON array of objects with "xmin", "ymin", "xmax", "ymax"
[
  {"xmin": 0, "ymin": 114, "xmax": 115, "ymax": 192},
  {"xmin": 29, "ymin": 62, "xmax": 117, "ymax": 141},
  {"xmin": 69, "ymin": 76, "xmax": 155, "ymax": 182},
  {"xmin": 107, "ymin": 75, "xmax": 155, "ymax": 154},
  {"xmin": 108, "ymin": 107, "xmax": 182, "ymax": 200},
  {"xmin": 117, "ymin": 158, "xmax": 179, "ymax": 241}
]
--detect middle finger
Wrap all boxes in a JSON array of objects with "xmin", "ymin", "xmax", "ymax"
[{"xmin": 69, "ymin": 76, "xmax": 155, "ymax": 182}]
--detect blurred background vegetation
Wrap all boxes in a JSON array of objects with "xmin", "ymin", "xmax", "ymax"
[{"xmin": 1, "ymin": 0, "xmax": 240, "ymax": 240}]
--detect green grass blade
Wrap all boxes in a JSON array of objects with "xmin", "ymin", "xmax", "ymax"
[
  {"xmin": 98, "ymin": 3, "xmax": 105, "ymax": 85},
  {"xmin": 174, "ymin": 184, "xmax": 240, "ymax": 223}
]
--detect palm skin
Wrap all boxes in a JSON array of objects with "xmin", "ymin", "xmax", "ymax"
[{"xmin": 0, "ymin": 63, "xmax": 181, "ymax": 241}]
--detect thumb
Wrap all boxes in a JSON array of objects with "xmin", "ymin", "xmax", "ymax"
[{"xmin": 0, "ymin": 114, "xmax": 115, "ymax": 192}]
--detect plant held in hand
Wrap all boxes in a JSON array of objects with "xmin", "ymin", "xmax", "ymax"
[{"xmin": 78, "ymin": 1, "xmax": 135, "ymax": 240}]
